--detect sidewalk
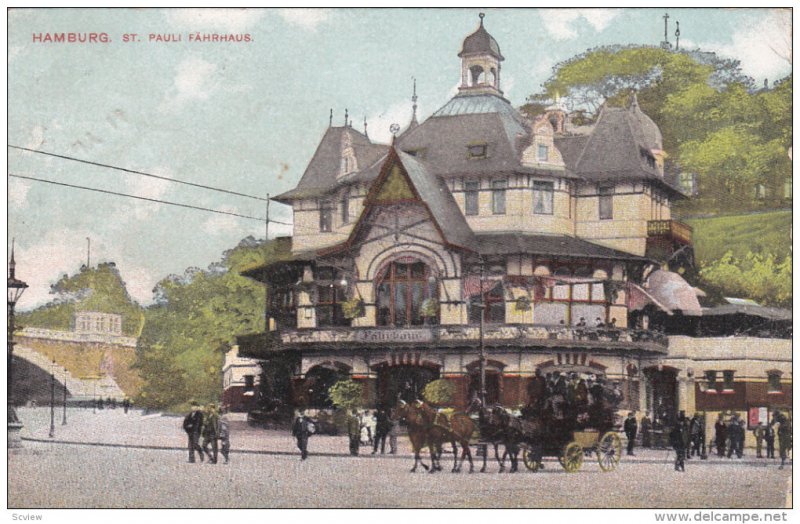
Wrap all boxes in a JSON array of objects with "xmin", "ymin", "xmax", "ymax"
[{"xmin": 18, "ymin": 407, "xmax": 787, "ymax": 467}]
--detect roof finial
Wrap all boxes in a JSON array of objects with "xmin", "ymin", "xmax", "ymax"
[
  {"xmin": 479, "ymin": 12, "xmax": 485, "ymax": 26},
  {"xmin": 344, "ymin": 108, "xmax": 348, "ymax": 127},
  {"xmin": 363, "ymin": 115, "xmax": 368, "ymax": 138},
  {"xmin": 674, "ymin": 20, "xmax": 680, "ymax": 50},
  {"xmin": 329, "ymin": 108, "xmax": 333, "ymax": 127},
  {"xmin": 411, "ymin": 77, "xmax": 419, "ymax": 126}
]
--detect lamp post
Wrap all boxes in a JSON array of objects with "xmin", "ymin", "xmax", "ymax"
[
  {"xmin": 49, "ymin": 359, "xmax": 56, "ymax": 438},
  {"xmin": 474, "ymin": 256, "xmax": 487, "ymax": 406},
  {"xmin": 7, "ymin": 240, "xmax": 28, "ymax": 448},
  {"xmin": 62, "ymin": 366, "xmax": 68, "ymax": 425}
]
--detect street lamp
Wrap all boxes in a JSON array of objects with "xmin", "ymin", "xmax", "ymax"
[
  {"xmin": 62, "ymin": 366, "xmax": 68, "ymax": 425},
  {"xmin": 49, "ymin": 359, "xmax": 56, "ymax": 438},
  {"xmin": 470, "ymin": 256, "xmax": 487, "ymax": 406},
  {"xmin": 7, "ymin": 240, "xmax": 28, "ymax": 448}
]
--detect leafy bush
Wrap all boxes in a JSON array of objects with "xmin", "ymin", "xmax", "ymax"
[
  {"xmin": 422, "ymin": 379, "xmax": 456, "ymax": 407},
  {"xmin": 328, "ymin": 379, "xmax": 364, "ymax": 410}
]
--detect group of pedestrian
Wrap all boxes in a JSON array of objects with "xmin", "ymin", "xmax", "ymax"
[
  {"xmin": 182, "ymin": 401, "xmax": 231, "ymax": 464},
  {"xmin": 291, "ymin": 407, "xmax": 401, "ymax": 460},
  {"xmin": 710, "ymin": 410, "xmax": 792, "ymax": 468},
  {"xmin": 347, "ymin": 407, "xmax": 398, "ymax": 456}
]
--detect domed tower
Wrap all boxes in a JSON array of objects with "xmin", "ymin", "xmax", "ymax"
[{"xmin": 458, "ymin": 13, "xmax": 504, "ymax": 96}]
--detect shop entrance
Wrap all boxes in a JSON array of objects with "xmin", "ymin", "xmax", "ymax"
[
  {"xmin": 376, "ymin": 364, "xmax": 439, "ymax": 407},
  {"xmin": 644, "ymin": 366, "xmax": 678, "ymax": 426}
]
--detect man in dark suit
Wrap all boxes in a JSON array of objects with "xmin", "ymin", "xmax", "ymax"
[
  {"xmin": 291, "ymin": 410, "xmax": 313, "ymax": 460},
  {"xmin": 772, "ymin": 410, "xmax": 792, "ymax": 469},
  {"xmin": 183, "ymin": 400, "xmax": 205, "ymax": 463},
  {"xmin": 624, "ymin": 412, "xmax": 638, "ymax": 456},
  {"xmin": 372, "ymin": 407, "xmax": 391, "ymax": 455},
  {"xmin": 670, "ymin": 413, "xmax": 688, "ymax": 472}
]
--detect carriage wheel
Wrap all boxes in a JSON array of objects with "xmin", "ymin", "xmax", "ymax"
[
  {"xmin": 596, "ymin": 432, "xmax": 622, "ymax": 472},
  {"xmin": 561, "ymin": 442, "xmax": 584, "ymax": 473},
  {"xmin": 522, "ymin": 447, "xmax": 542, "ymax": 472}
]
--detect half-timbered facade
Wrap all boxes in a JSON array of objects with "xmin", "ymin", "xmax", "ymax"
[{"xmin": 237, "ymin": 16, "xmax": 790, "ymax": 431}]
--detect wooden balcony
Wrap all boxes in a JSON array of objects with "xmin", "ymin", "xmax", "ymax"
[
  {"xmin": 647, "ymin": 220, "xmax": 693, "ymax": 245},
  {"xmin": 237, "ymin": 324, "xmax": 670, "ymax": 358}
]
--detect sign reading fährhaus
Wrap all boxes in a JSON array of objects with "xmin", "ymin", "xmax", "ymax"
[{"xmin": 354, "ymin": 328, "xmax": 432, "ymax": 343}]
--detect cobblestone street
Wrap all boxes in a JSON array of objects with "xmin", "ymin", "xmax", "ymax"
[{"xmin": 8, "ymin": 408, "xmax": 792, "ymax": 508}]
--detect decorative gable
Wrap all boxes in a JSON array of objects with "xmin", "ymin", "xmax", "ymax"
[
  {"xmin": 374, "ymin": 165, "xmax": 415, "ymax": 201},
  {"xmin": 521, "ymin": 116, "xmax": 565, "ymax": 168}
]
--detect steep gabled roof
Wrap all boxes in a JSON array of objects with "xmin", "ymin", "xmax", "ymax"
[
  {"xmin": 319, "ymin": 148, "xmax": 475, "ymax": 256},
  {"xmin": 397, "ymin": 94, "xmax": 532, "ymax": 177},
  {"xmin": 273, "ymin": 126, "xmax": 388, "ymax": 203}
]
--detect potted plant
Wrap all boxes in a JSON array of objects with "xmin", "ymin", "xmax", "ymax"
[
  {"xmin": 342, "ymin": 297, "xmax": 365, "ymax": 319},
  {"xmin": 420, "ymin": 297, "xmax": 439, "ymax": 318},
  {"xmin": 515, "ymin": 295, "xmax": 531, "ymax": 312}
]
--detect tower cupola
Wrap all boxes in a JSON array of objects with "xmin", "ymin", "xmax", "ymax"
[{"xmin": 458, "ymin": 13, "xmax": 504, "ymax": 96}]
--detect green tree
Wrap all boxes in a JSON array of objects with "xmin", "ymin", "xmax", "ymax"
[
  {"xmin": 422, "ymin": 379, "xmax": 456, "ymax": 407},
  {"xmin": 135, "ymin": 236, "xmax": 288, "ymax": 411},
  {"xmin": 19, "ymin": 262, "xmax": 144, "ymax": 336},
  {"xmin": 328, "ymin": 379, "xmax": 364, "ymax": 410},
  {"xmin": 528, "ymin": 45, "xmax": 791, "ymax": 213},
  {"xmin": 698, "ymin": 251, "xmax": 791, "ymax": 307}
]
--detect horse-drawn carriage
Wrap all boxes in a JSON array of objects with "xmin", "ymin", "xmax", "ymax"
[
  {"xmin": 471, "ymin": 389, "xmax": 623, "ymax": 473},
  {"xmin": 519, "ymin": 425, "xmax": 622, "ymax": 473}
]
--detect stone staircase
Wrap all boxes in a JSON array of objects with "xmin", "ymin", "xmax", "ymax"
[{"xmin": 14, "ymin": 345, "xmax": 127, "ymax": 401}]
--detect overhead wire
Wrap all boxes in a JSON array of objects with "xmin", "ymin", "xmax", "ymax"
[
  {"xmin": 8, "ymin": 144, "xmax": 269, "ymax": 202},
  {"xmin": 9, "ymin": 173, "xmax": 293, "ymax": 225},
  {"xmin": 7, "ymin": 144, "xmax": 293, "ymax": 226}
]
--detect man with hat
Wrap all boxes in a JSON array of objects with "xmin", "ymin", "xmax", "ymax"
[
  {"xmin": 182, "ymin": 400, "xmax": 205, "ymax": 463},
  {"xmin": 771, "ymin": 410, "xmax": 792, "ymax": 469},
  {"xmin": 291, "ymin": 410, "xmax": 313, "ymax": 460},
  {"xmin": 624, "ymin": 412, "xmax": 638, "ymax": 456}
]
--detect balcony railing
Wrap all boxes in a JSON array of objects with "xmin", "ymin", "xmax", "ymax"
[
  {"xmin": 647, "ymin": 219, "xmax": 693, "ymax": 245},
  {"xmin": 236, "ymin": 324, "xmax": 669, "ymax": 357}
]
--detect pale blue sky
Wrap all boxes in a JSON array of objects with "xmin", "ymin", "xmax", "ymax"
[{"xmin": 7, "ymin": 8, "xmax": 792, "ymax": 308}]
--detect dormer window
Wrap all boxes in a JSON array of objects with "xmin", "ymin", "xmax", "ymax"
[
  {"xmin": 538, "ymin": 144, "xmax": 549, "ymax": 161},
  {"xmin": 468, "ymin": 144, "xmax": 488, "ymax": 159}
]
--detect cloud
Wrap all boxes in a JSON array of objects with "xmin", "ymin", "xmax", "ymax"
[
  {"xmin": 13, "ymin": 230, "xmax": 94, "ymax": 310},
  {"xmin": 123, "ymin": 167, "xmax": 173, "ymax": 220},
  {"xmin": 165, "ymin": 8, "xmax": 266, "ymax": 32},
  {"xmin": 540, "ymin": 9, "xmax": 620, "ymax": 41},
  {"xmin": 277, "ymin": 9, "xmax": 331, "ymax": 31},
  {"xmin": 700, "ymin": 10, "xmax": 791, "ymax": 82},
  {"xmin": 12, "ymin": 229, "xmax": 163, "ymax": 308},
  {"xmin": 366, "ymin": 101, "xmax": 416, "ymax": 144},
  {"xmin": 9, "ymin": 178, "xmax": 31, "ymax": 209},
  {"xmin": 202, "ymin": 207, "xmax": 246, "ymax": 236},
  {"xmin": 113, "ymin": 263, "xmax": 160, "ymax": 305},
  {"xmin": 159, "ymin": 57, "xmax": 219, "ymax": 112}
]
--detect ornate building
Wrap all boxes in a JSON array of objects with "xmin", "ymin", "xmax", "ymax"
[{"xmin": 238, "ymin": 16, "xmax": 790, "ymax": 432}]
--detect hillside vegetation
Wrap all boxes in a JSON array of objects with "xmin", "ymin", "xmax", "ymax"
[{"xmin": 687, "ymin": 210, "xmax": 791, "ymax": 265}]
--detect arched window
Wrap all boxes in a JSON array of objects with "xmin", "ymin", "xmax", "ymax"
[
  {"xmin": 376, "ymin": 259, "xmax": 438, "ymax": 327},
  {"xmin": 469, "ymin": 65, "xmax": 485, "ymax": 86}
]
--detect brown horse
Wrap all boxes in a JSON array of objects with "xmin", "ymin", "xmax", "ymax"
[{"xmin": 396, "ymin": 400, "xmax": 476, "ymax": 473}]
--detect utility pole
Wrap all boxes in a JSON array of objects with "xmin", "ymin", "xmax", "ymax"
[
  {"xmin": 478, "ymin": 256, "xmax": 487, "ymax": 406},
  {"xmin": 49, "ymin": 360, "xmax": 56, "ymax": 438},
  {"xmin": 265, "ymin": 193, "xmax": 271, "ymax": 331},
  {"xmin": 86, "ymin": 237, "xmax": 91, "ymax": 267}
]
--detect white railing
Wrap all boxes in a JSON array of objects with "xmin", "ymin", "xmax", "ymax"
[{"xmin": 18, "ymin": 327, "xmax": 137, "ymax": 348}]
